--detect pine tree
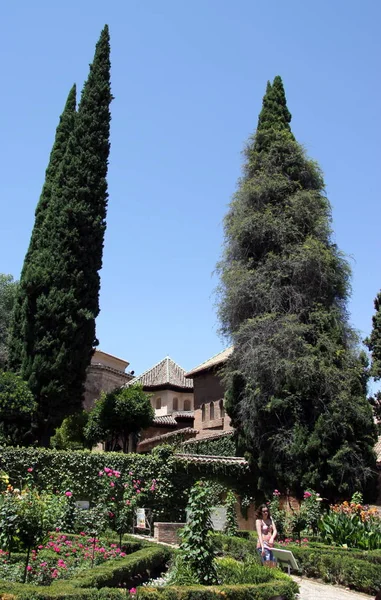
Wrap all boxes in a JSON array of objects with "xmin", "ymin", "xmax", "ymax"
[
  {"xmin": 9, "ymin": 85, "xmax": 76, "ymax": 371},
  {"xmin": 9, "ymin": 26, "xmax": 112, "ymax": 445},
  {"xmin": 217, "ymin": 76, "xmax": 377, "ymax": 499}
]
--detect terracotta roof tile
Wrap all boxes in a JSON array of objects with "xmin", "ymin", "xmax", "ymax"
[
  {"xmin": 185, "ymin": 347, "xmax": 234, "ymax": 378},
  {"xmin": 182, "ymin": 430, "xmax": 233, "ymax": 444},
  {"xmin": 152, "ymin": 415, "xmax": 178, "ymax": 426},
  {"xmin": 127, "ymin": 356, "xmax": 193, "ymax": 390},
  {"xmin": 138, "ymin": 428, "xmax": 198, "ymax": 449},
  {"xmin": 175, "ymin": 453, "xmax": 248, "ymax": 467}
]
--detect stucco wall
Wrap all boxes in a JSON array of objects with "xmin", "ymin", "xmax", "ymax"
[{"xmin": 150, "ymin": 389, "xmax": 194, "ymax": 416}]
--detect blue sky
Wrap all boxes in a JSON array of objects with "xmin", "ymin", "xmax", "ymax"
[{"xmin": 1, "ymin": 1, "xmax": 380, "ymax": 376}]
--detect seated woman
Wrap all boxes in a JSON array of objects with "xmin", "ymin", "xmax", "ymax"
[{"xmin": 256, "ymin": 504, "xmax": 277, "ymax": 563}]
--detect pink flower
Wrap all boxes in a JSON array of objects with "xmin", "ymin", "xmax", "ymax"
[
  {"xmin": 110, "ymin": 482, "xmax": 115, "ymax": 487},
  {"xmin": 273, "ymin": 489, "xmax": 281, "ymax": 496},
  {"xmin": 129, "ymin": 588, "xmax": 137, "ymax": 594},
  {"xmin": 304, "ymin": 491, "xmax": 312, "ymax": 499},
  {"xmin": 27, "ymin": 467, "xmax": 33, "ymax": 473},
  {"xmin": 120, "ymin": 552, "xmax": 126, "ymax": 557},
  {"xmin": 129, "ymin": 471, "xmax": 133, "ymax": 476},
  {"xmin": 65, "ymin": 491, "xmax": 72, "ymax": 497},
  {"xmin": 104, "ymin": 467, "xmax": 111, "ymax": 473},
  {"xmin": 27, "ymin": 565, "xmax": 32, "ymax": 571},
  {"xmin": 136, "ymin": 490, "xmax": 141, "ymax": 494},
  {"xmin": 126, "ymin": 500, "xmax": 131, "ymax": 505},
  {"xmin": 109, "ymin": 512, "xmax": 115, "ymax": 518},
  {"xmin": 98, "ymin": 471, "xmax": 104, "ymax": 476}
]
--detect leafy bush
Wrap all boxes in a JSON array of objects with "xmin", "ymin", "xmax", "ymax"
[
  {"xmin": 212, "ymin": 533, "xmax": 258, "ymax": 561},
  {"xmin": 318, "ymin": 498, "xmax": 381, "ymax": 550},
  {"xmin": 0, "ymin": 446, "xmax": 248, "ymax": 523},
  {"xmin": 137, "ymin": 580, "xmax": 299, "ymax": 600},
  {"xmin": 215, "ymin": 556, "xmax": 289, "ymax": 584},
  {"xmin": 223, "ymin": 491, "xmax": 238, "ymax": 537},
  {"xmin": 178, "ymin": 481, "xmax": 217, "ymax": 585}
]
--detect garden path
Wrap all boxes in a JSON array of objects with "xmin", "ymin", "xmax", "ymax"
[{"xmin": 292, "ymin": 576, "xmax": 373, "ymax": 600}]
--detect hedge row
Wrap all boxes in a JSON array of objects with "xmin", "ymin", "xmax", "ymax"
[
  {"xmin": 138, "ymin": 580, "xmax": 299, "ymax": 600},
  {"xmin": 0, "ymin": 446, "xmax": 248, "ymax": 521},
  {"xmin": 213, "ymin": 533, "xmax": 381, "ymax": 595},
  {"xmin": 0, "ymin": 544, "xmax": 172, "ymax": 599}
]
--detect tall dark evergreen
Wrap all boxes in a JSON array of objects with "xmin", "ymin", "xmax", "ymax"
[
  {"xmin": 9, "ymin": 85, "xmax": 77, "ymax": 370},
  {"xmin": 9, "ymin": 26, "xmax": 112, "ymax": 445},
  {"xmin": 366, "ymin": 292, "xmax": 381, "ymax": 379},
  {"xmin": 217, "ymin": 77, "xmax": 377, "ymax": 499}
]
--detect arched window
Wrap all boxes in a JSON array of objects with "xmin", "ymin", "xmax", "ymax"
[
  {"xmin": 210, "ymin": 402, "xmax": 215, "ymax": 420},
  {"xmin": 219, "ymin": 399, "xmax": 225, "ymax": 418},
  {"xmin": 201, "ymin": 403, "xmax": 205, "ymax": 422},
  {"xmin": 156, "ymin": 397, "xmax": 162, "ymax": 410},
  {"xmin": 173, "ymin": 397, "xmax": 178, "ymax": 411},
  {"xmin": 184, "ymin": 399, "xmax": 191, "ymax": 411}
]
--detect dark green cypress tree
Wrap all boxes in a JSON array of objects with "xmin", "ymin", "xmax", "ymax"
[
  {"xmin": 366, "ymin": 292, "xmax": 381, "ymax": 378},
  {"xmin": 9, "ymin": 26, "xmax": 112, "ymax": 445},
  {"xmin": 9, "ymin": 85, "xmax": 76, "ymax": 371},
  {"xmin": 217, "ymin": 76, "xmax": 377, "ymax": 499}
]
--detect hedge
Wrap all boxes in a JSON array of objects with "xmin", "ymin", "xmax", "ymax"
[
  {"xmin": 137, "ymin": 580, "xmax": 298, "ymax": 600},
  {"xmin": 0, "ymin": 544, "xmax": 172, "ymax": 599},
  {"xmin": 213, "ymin": 534, "xmax": 381, "ymax": 595},
  {"xmin": 0, "ymin": 446, "xmax": 249, "ymax": 521}
]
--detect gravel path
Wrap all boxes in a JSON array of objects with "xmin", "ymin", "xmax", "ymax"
[{"xmin": 292, "ymin": 576, "xmax": 373, "ymax": 600}]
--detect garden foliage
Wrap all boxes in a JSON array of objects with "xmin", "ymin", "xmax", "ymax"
[
  {"xmin": 217, "ymin": 75, "xmax": 377, "ymax": 498},
  {"xmin": 9, "ymin": 27, "xmax": 112, "ymax": 446},
  {"xmin": 0, "ymin": 274, "xmax": 18, "ymax": 370},
  {"xmin": 85, "ymin": 385, "xmax": 154, "ymax": 452},
  {"xmin": 0, "ymin": 372, "xmax": 37, "ymax": 446}
]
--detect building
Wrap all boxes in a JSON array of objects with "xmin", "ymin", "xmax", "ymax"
[
  {"xmin": 125, "ymin": 356, "xmax": 195, "ymax": 452},
  {"xmin": 83, "ymin": 349, "xmax": 134, "ymax": 410},
  {"xmin": 184, "ymin": 347, "xmax": 234, "ymax": 442}
]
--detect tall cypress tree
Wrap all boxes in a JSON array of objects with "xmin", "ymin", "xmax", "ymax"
[
  {"xmin": 9, "ymin": 85, "xmax": 76, "ymax": 371},
  {"xmin": 366, "ymin": 292, "xmax": 381, "ymax": 378},
  {"xmin": 9, "ymin": 26, "xmax": 112, "ymax": 445},
  {"xmin": 217, "ymin": 76, "xmax": 377, "ymax": 499}
]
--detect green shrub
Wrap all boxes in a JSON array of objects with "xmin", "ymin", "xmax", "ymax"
[
  {"xmin": 0, "ymin": 543, "xmax": 172, "ymax": 599},
  {"xmin": 0, "ymin": 446, "xmax": 248, "ymax": 523},
  {"xmin": 212, "ymin": 533, "xmax": 258, "ymax": 561},
  {"xmin": 137, "ymin": 580, "xmax": 298, "ymax": 600},
  {"xmin": 215, "ymin": 556, "xmax": 289, "ymax": 585}
]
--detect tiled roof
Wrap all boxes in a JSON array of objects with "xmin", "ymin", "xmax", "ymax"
[
  {"xmin": 127, "ymin": 356, "xmax": 193, "ymax": 390},
  {"xmin": 185, "ymin": 347, "xmax": 234, "ymax": 378},
  {"xmin": 138, "ymin": 428, "xmax": 198, "ymax": 450},
  {"xmin": 375, "ymin": 436, "xmax": 381, "ymax": 463},
  {"xmin": 175, "ymin": 453, "xmax": 248, "ymax": 467},
  {"xmin": 152, "ymin": 416, "xmax": 178, "ymax": 426},
  {"xmin": 182, "ymin": 430, "xmax": 233, "ymax": 444},
  {"xmin": 173, "ymin": 411, "xmax": 194, "ymax": 419}
]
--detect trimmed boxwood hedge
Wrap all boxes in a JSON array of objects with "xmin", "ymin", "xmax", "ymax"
[
  {"xmin": 213, "ymin": 533, "xmax": 381, "ymax": 595},
  {"xmin": 0, "ymin": 544, "xmax": 172, "ymax": 599},
  {"xmin": 137, "ymin": 580, "xmax": 298, "ymax": 600}
]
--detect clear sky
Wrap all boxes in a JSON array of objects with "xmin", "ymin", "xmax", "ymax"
[{"xmin": 1, "ymin": 1, "xmax": 380, "ymax": 376}]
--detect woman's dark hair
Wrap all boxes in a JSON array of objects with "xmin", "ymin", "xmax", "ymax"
[{"xmin": 256, "ymin": 504, "xmax": 271, "ymax": 519}]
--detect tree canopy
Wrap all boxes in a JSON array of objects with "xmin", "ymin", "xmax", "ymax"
[
  {"xmin": 84, "ymin": 384, "xmax": 154, "ymax": 452},
  {"xmin": 0, "ymin": 274, "xmax": 18, "ymax": 370},
  {"xmin": 0, "ymin": 371, "xmax": 37, "ymax": 446},
  {"xmin": 217, "ymin": 76, "xmax": 377, "ymax": 500},
  {"xmin": 8, "ymin": 26, "xmax": 112, "ymax": 445}
]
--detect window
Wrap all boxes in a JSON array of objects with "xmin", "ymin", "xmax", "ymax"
[
  {"xmin": 210, "ymin": 402, "xmax": 215, "ymax": 420},
  {"xmin": 156, "ymin": 397, "xmax": 162, "ymax": 410},
  {"xmin": 184, "ymin": 399, "xmax": 191, "ymax": 411},
  {"xmin": 201, "ymin": 403, "xmax": 205, "ymax": 422},
  {"xmin": 219, "ymin": 399, "xmax": 225, "ymax": 418},
  {"xmin": 173, "ymin": 397, "xmax": 178, "ymax": 411}
]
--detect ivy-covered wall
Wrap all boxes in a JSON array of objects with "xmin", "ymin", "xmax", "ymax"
[
  {"xmin": 179, "ymin": 435, "xmax": 236, "ymax": 457},
  {"xmin": 0, "ymin": 445, "xmax": 249, "ymax": 522}
]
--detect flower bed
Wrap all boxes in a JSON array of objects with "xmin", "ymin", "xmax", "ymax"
[
  {"xmin": 138, "ymin": 580, "xmax": 299, "ymax": 600},
  {"xmin": 0, "ymin": 539, "xmax": 172, "ymax": 599}
]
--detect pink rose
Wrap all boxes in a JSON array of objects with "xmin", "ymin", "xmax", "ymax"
[
  {"xmin": 65, "ymin": 491, "xmax": 72, "ymax": 497},
  {"xmin": 27, "ymin": 467, "xmax": 33, "ymax": 473},
  {"xmin": 104, "ymin": 467, "xmax": 111, "ymax": 473},
  {"xmin": 130, "ymin": 588, "xmax": 137, "ymax": 594},
  {"xmin": 27, "ymin": 565, "xmax": 32, "ymax": 571},
  {"xmin": 304, "ymin": 491, "xmax": 312, "ymax": 499},
  {"xmin": 110, "ymin": 482, "xmax": 115, "ymax": 487}
]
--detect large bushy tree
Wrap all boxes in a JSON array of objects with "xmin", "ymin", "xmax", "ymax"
[
  {"xmin": 0, "ymin": 371, "xmax": 37, "ymax": 446},
  {"xmin": 9, "ymin": 26, "xmax": 112, "ymax": 445},
  {"xmin": 84, "ymin": 385, "xmax": 154, "ymax": 452},
  {"xmin": 0, "ymin": 274, "xmax": 18, "ymax": 370},
  {"xmin": 217, "ymin": 76, "xmax": 377, "ymax": 499}
]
